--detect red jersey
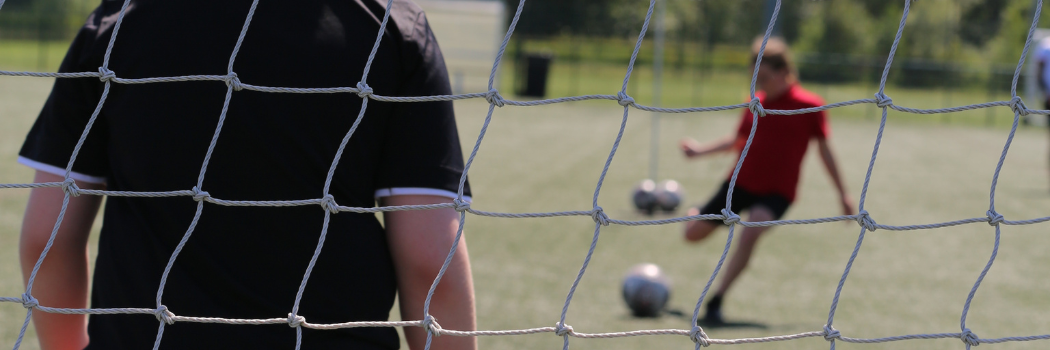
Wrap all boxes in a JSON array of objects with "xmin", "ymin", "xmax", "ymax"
[{"xmin": 728, "ymin": 84, "xmax": 829, "ymax": 202}]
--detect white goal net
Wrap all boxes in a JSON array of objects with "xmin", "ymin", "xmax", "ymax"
[{"xmin": 2, "ymin": 0, "xmax": 1050, "ymax": 350}]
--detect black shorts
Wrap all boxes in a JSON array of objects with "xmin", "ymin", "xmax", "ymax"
[{"xmin": 698, "ymin": 181, "xmax": 791, "ymax": 220}]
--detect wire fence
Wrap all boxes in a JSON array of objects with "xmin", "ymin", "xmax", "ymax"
[{"xmin": 3, "ymin": 0, "xmax": 1050, "ymax": 349}]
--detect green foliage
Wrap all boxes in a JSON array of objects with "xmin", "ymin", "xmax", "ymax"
[
  {"xmin": 991, "ymin": 0, "xmax": 1047, "ymax": 64},
  {"xmin": 794, "ymin": 0, "xmax": 874, "ymax": 83},
  {"xmin": 960, "ymin": 0, "xmax": 1007, "ymax": 47},
  {"xmin": 0, "ymin": 0, "xmax": 97, "ymax": 41},
  {"xmin": 6, "ymin": 0, "xmax": 1049, "ymax": 90},
  {"xmin": 507, "ymin": 0, "xmax": 1048, "ymax": 89},
  {"xmin": 772, "ymin": 0, "xmax": 1045, "ymax": 88}
]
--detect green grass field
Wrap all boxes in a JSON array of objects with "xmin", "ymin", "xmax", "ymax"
[
  {"xmin": 4, "ymin": 73, "xmax": 1050, "ymax": 350},
  {"xmin": 4, "ymin": 41, "xmax": 1050, "ymax": 349}
]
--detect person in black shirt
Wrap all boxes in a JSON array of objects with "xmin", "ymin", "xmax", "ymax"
[{"xmin": 17, "ymin": 1, "xmax": 477, "ymax": 349}]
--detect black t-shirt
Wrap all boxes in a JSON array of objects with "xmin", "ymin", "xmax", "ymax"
[{"xmin": 18, "ymin": 0, "xmax": 470, "ymax": 349}]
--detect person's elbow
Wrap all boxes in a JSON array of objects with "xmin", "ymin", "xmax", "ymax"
[
  {"xmin": 19, "ymin": 205, "xmax": 88, "ymax": 270},
  {"xmin": 393, "ymin": 229, "xmax": 472, "ymax": 304},
  {"xmin": 398, "ymin": 245, "xmax": 454, "ymax": 283},
  {"xmin": 20, "ymin": 193, "xmax": 62, "ymax": 266},
  {"xmin": 19, "ymin": 226, "xmax": 53, "ymax": 268}
]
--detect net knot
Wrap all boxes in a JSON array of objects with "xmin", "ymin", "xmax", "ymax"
[
  {"xmin": 591, "ymin": 206, "xmax": 610, "ymax": 226},
  {"xmin": 689, "ymin": 325, "xmax": 710, "ymax": 347},
  {"xmin": 855, "ymin": 210, "xmax": 877, "ymax": 231},
  {"xmin": 485, "ymin": 89, "xmax": 505, "ymax": 107},
  {"xmin": 287, "ymin": 313, "xmax": 305, "ymax": 328},
  {"xmin": 154, "ymin": 305, "xmax": 175, "ymax": 325},
  {"xmin": 721, "ymin": 208, "xmax": 740, "ymax": 225},
  {"xmin": 748, "ymin": 97, "xmax": 766, "ymax": 117},
  {"xmin": 1010, "ymin": 96, "xmax": 1029, "ymax": 116},
  {"xmin": 554, "ymin": 322, "xmax": 574, "ymax": 337},
  {"xmin": 191, "ymin": 186, "xmax": 210, "ymax": 202},
  {"xmin": 224, "ymin": 72, "xmax": 243, "ymax": 91},
  {"xmin": 453, "ymin": 198, "xmax": 470, "ymax": 212},
  {"xmin": 20, "ymin": 293, "xmax": 38, "ymax": 309},
  {"xmin": 874, "ymin": 92, "xmax": 893, "ymax": 108},
  {"xmin": 61, "ymin": 178, "xmax": 81, "ymax": 197},
  {"xmin": 356, "ymin": 82, "xmax": 373, "ymax": 98},
  {"xmin": 421, "ymin": 314, "xmax": 443, "ymax": 336},
  {"xmin": 320, "ymin": 194, "xmax": 340, "ymax": 214},
  {"xmin": 617, "ymin": 91, "xmax": 635, "ymax": 107},
  {"xmin": 961, "ymin": 328, "xmax": 980, "ymax": 347},
  {"xmin": 986, "ymin": 210, "xmax": 1004, "ymax": 226},
  {"xmin": 822, "ymin": 324, "xmax": 841, "ymax": 341},
  {"xmin": 98, "ymin": 67, "xmax": 115, "ymax": 82}
]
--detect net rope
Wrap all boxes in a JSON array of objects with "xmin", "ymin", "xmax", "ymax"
[{"xmin": 2, "ymin": 0, "xmax": 1050, "ymax": 349}]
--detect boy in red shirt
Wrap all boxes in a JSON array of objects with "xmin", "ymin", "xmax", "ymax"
[{"xmin": 679, "ymin": 37, "xmax": 854, "ymax": 325}]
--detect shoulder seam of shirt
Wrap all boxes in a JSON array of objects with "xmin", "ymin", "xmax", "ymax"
[
  {"xmin": 374, "ymin": 187, "xmax": 471, "ymax": 202},
  {"xmin": 17, "ymin": 156, "xmax": 107, "ymax": 184}
]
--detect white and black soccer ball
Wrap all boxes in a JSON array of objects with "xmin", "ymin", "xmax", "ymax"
[
  {"xmin": 631, "ymin": 179, "xmax": 657, "ymax": 214},
  {"xmin": 621, "ymin": 263, "xmax": 671, "ymax": 317},
  {"xmin": 653, "ymin": 180, "xmax": 683, "ymax": 212}
]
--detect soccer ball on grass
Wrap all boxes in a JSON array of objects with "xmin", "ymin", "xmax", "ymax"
[{"xmin": 621, "ymin": 263, "xmax": 671, "ymax": 317}]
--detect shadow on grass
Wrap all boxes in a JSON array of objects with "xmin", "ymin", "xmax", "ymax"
[{"xmin": 664, "ymin": 309, "xmax": 768, "ymax": 330}]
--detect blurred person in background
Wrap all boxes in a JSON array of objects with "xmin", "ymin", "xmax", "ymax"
[{"xmin": 679, "ymin": 36, "xmax": 853, "ymax": 325}]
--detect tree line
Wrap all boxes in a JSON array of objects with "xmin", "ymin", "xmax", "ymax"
[
  {"xmin": 505, "ymin": 0, "xmax": 1050, "ymax": 88},
  {"xmin": 0, "ymin": 0, "xmax": 99, "ymax": 41},
  {"xmin": 2, "ymin": 0, "xmax": 1046, "ymax": 88}
]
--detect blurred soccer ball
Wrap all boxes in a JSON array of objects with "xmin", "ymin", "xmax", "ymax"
[
  {"xmin": 653, "ymin": 180, "xmax": 683, "ymax": 212},
  {"xmin": 632, "ymin": 179, "xmax": 657, "ymax": 214},
  {"xmin": 621, "ymin": 263, "xmax": 671, "ymax": 317}
]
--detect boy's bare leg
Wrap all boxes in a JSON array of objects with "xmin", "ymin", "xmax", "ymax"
[
  {"xmin": 715, "ymin": 205, "xmax": 774, "ymax": 296},
  {"xmin": 701, "ymin": 206, "xmax": 774, "ymax": 324},
  {"xmin": 684, "ymin": 207, "xmax": 720, "ymax": 242}
]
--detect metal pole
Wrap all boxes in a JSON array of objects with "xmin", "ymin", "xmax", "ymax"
[
  {"xmin": 37, "ymin": 6, "xmax": 47, "ymax": 70},
  {"xmin": 569, "ymin": 0, "xmax": 580, "ymax": 97},
  {"xmin": 986, "ymin": 77, "xmax": 995, "ymax": 127},
  {"xmin": 649, "ymin": 0, "xmax": 666, "ymax": 181},
  {"xmin": 942, "ymin": 7, "xmax": 953, "ymax": 125},
  {"xmin": 494, "ymin": 0, "xmax": 506, "ymax": 92}
]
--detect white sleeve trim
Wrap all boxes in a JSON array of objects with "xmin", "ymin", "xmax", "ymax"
[
  {"xmin": 374, "ymin": 187, "xmax": 471, "ymax": 202},
  {"xmin": 17, "ymin": 156, "xmax": 107, "ymax": 184}
]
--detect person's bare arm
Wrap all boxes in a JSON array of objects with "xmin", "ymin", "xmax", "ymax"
[
  {"xmin": 680, "ymin": 134, "xmax": 737, "ymax": 159},
  {"xmin": 382, "ymin": 195, "xmax": 476, "ymax": 350},
  {"xmin": 21, "ymin": 171, "xmax": 104, "ymax": 350},
  {"xmin": 816, "ymin": 139, "xmax": 854, "ymax": 216}
]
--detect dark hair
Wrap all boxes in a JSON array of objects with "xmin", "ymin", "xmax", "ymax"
[{"xmin": 748, "ymin": 36, "xmax": 796, "ymax": 80}]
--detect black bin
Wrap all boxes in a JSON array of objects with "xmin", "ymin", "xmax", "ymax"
[{"xmin": 517, "ymin": 53, "xmax": 553, "ymax": 98}]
